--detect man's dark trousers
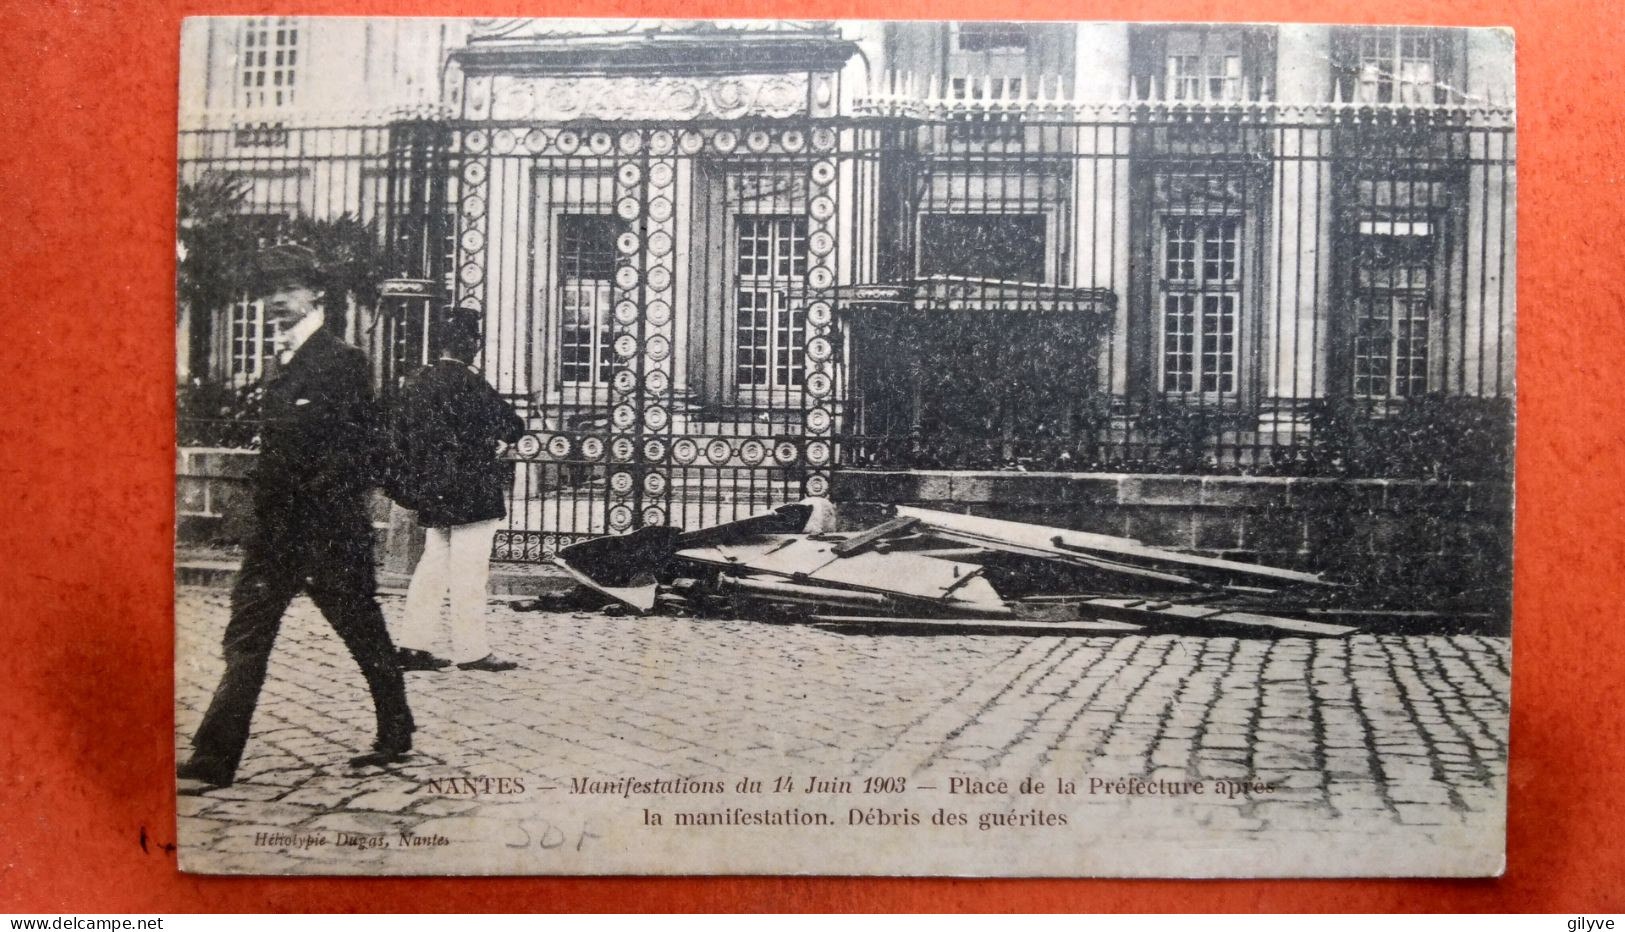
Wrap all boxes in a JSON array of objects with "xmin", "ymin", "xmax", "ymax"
[{"xmin": 186, "ymin": 329, "xmax": 413, "ymax": 780}]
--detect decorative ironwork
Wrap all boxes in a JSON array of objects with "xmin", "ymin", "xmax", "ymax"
[{"xmin": 233, "ymin": 122, "xmax": 290, "ymax": 148}]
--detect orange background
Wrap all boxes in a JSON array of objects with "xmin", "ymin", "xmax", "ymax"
[{"xmin": 0, "ymin": 0, "xmax": 1618, "ymax": 913}]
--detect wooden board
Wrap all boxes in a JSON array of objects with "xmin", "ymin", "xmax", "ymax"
[
  {"xmin": 551, "ymin": 525, "xmax": 681, "ymax": 614},
  {"xmin": 673, "ymin": 503, "xmax": 813, "ymax": 548},
  {"xmin": 1076, "ymin": 597, "xmax": 1357, "ymax": 637},
  {"xmin": 550, "ymin": 558, "xmax": 658, "ymax": 614},
  {"xmin": 720, "ymin": 575, "xmax": 895, "ymax": 611},
  {"xmin": 830, "ymin": 515, "xmax": 920, "ymax": 555},
  {"xmin": 897, "ymin": 505, "xmax": 1331, "ymax": 588},
  {"xmin": 676, "ymin": 535, "xmax": 1012, "ymax": 617},
  {"xmin": 811, "ymin": 614, "xmax": 1144, "ymax": 635}
]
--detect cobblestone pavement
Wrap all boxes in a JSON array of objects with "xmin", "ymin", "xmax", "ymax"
[{"xmin": 174, "ymin": 585, "xmax": 1511, "ymax": 876}]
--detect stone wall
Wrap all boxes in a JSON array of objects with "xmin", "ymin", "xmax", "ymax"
[
  {"xmin": 176, "ymin": 448, "xmax": 399, "ymax": 563},
  {"xmin": 832, "ymin": 470, "xmax": 1513, "ymax": 610},
  {"xmin": 176, "ymin": 449, "xmax": 260, "ymax": 545}
]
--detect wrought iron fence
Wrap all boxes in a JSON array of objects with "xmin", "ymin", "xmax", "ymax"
[
  {"xmin": 838, "ymin": 99, "xmax": 1514, "ymax": 481},
  {"xmin": 177, "ymin": 103, "xmax": 1515, "ymax": 560}
]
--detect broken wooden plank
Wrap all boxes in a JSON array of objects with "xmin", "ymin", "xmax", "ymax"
[
  {"xmin": 550, "ymin": 560, "xmax": 658, "ymax": 615},
  {"xmin": 897, "ymin": 506, "xmax": 1331, "ymax": 588},
  {"xmin": 677, "ymin": 535, "xmax": 1012, "ymax": 617},
  {"xmin": 939, "ymin": 565, "xmax": 987, "ymax": 597},
  {"xmin": 1303, "ymin": 608, "xmax": 1493, "ymax": 620},
  {"xmin": 720, "ymin": 575, "xmax": 893, "ymax": 610},
  {"xmin": 898, "ymin": 505, "xmax": 1147, "ymax": 550},
  {"xmin": 870, "ymin": 544, "xmax": 991, "ymax": 561},
  {"xmin": 1076, "ymin": 597, "xmax": 1356, "ymax": 637},
  {"xmin": 674, "ymin": 502, "xmax": 814, "ymax": 548},
  {"xmin": 810, "ymin": 614, "xmax": 1144, "ymax": 635},
  {"xmin": 830, "ymin": 516, "xmax": 920, "ymax": 556},
  {"xmin": 552, "ymin": 526, "xmax": 682, "ymax": 614},
  {"xmin": 909, "ymin": 524, "xmax": 1203, "ymax": 588},
  {"xmin": 1205, "ymin": 609, "xmax": 1358, "ymax": 638}
]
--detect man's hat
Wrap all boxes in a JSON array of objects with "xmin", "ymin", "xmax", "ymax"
[
  {"xmin": 440, "ymin": 307, "xmax": 484, "ymax": 361},
  {"xmin": 249, "ymin": 242, "xmax": 325, "ymax": 292}
]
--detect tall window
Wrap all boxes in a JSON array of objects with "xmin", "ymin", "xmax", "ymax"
[
  {"xmin": 1356, "ymin": 28, "xmax": 1438, "ymax": 104},
  {"xmin": 557, "ymin": 215, "xmax": 616, "ymax": 387},
  {"xmin": 954, "ymin": 22, "xmax": 1030, "ymax": 52},
  {"xmin": 1352, "ymin": 230, "xmax": 1433, "ymax": 399},
  {"xmin": 227, "ymin": 296, "xmax": 280, "ymax": 383},
  {"xmin": 1347, "ymin": 173, "xmax": 1444, "ymax": 399},
  {"xmin": 735, "ymin": 217, "xmax": 808, "ymax": 389},
  {"xmin": 1161, "ymin": 217, "xmax": 1240, "ymax": 395},
  {"xmin": 1164, "ymin": 30, "xmax": 1243, "ymax": 102},
  {"xmin": 238, "ymin": 17, "xmax": 301, "ymax": 110},
  {"xmin": 946, "ymin": 22, "xmax": 1031, "ymax": 99}
]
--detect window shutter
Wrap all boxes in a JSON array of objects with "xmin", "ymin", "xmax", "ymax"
[
  {"xmin": 1241, "ymin": 26, "xmax": 1277, "ymax": 100},
  {"xmin": 1127, "ymin": 26, "xmax": 1169, "ymax": 99},
  {"xmin": 1328, "ymin": 26, "xmax": 1360, "ymax": 102}
]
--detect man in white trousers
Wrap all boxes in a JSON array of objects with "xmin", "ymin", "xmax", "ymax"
[{"xmin": 387, "ymin": 310, "xmax": 525, "ymax": 673}]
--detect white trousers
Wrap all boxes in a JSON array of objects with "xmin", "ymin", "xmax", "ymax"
[{"xmin": 397, "ymin": 518, "xmax": 501, "ymax": 663}]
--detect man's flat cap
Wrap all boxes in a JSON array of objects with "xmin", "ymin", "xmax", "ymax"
[{"xmin": 251, "ymin": 242, "xmax": 324, "ymax": 291}]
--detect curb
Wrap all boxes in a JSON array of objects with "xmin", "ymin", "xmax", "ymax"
[{"xmin": 175, "ymin": 560, "xmax": 577, "ymax": 597}]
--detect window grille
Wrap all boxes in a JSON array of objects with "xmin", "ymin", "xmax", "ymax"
[
  {"xmin": 227, "ymin": 295, "xmax": 280, "ymax": 383},
  {"xmin": 238, "ymin": 17, "xmax": 301, "ymax": 110},
  {"xmin": 1161, "ymin": 217, "xmax": 1240, "ymax": 394},
  {"xmin": 1353, "ymin": 233, "xmax": 1433, "ymax": 399},
  {"xmin": 1164, "ymin": 31, "xmax": 1243, "ymax": 102},
  {"xmin": 1357, "ymin": 27, "xmax": 1438, "ymax": 104},
  {"xmin": 1347, "ymin": 174, "xmax": 1443, "ymax": 399},
  {"xmin": 735, "ymin": 217, "xmax": 808, "ymax": 389},
  {"xmin": 556, "ymin": 214, "xmax": 617, "ymax": 387}
]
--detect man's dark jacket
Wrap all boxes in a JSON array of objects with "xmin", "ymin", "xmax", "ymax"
[
  {"xmin": 254, "ymin": 328, "xmax": 385, "ymax": 535},
  {"xmin": 389, "ymin": 359, "xmax": 525, "ymax": 528}
]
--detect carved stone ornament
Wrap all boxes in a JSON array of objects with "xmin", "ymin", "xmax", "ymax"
[
  {"xmin": 487, "ymin": 74, "xmax": 810, "ymax": 122},
  {"xmin": 470, "ymin": 18, "xmax": 832, "ymax": 41}
]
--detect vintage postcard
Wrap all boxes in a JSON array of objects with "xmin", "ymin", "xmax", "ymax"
[{"xmin": 174, "ymin": 17, "xmax": 1515, "ymax": 876}]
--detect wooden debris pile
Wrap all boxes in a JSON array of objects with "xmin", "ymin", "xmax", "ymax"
[{"xmin": 546, "ymin": 501, "xmax": 1388, "ymax": 638}]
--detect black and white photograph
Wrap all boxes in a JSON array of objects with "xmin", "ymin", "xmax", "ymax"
[{"xmin": 173, "ymin": 16, "xmax": 1515, "ymax": 876}]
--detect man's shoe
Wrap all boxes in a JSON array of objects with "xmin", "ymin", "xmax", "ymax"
[
  {"xmin": 397, "ymin": 647, "xmax": 452, "ymax": 671},
  {"xmin": 348, "ymin": 748, "xmax": 413, "ymax": 769},
  {"xmin": 349, "ymin": 740, "xmax": 412, "ymax": 770},
  {"xmin": 176, "ymin": 759, "xmax": 233, "ymax": 791},
  {"xmin": 456, "ymin": 654, "xmax": 519, "ymax": 672}
]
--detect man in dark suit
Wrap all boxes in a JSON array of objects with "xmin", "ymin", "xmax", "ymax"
[
  {"xmin": 177, "ymin": 244, "xmax": 414, "ymax": 791},
  {"xmin": 388, "ymin": 310, "xmax": 525, "ymax": 672}
]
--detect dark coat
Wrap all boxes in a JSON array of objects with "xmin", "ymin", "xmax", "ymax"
[
  {"xmin": 389, "ymin": 359, "xmax": 525, "ymax": 528},
  {"xmin": 252, "ymin": 328, "xmax": 385, "ymax": 542}
]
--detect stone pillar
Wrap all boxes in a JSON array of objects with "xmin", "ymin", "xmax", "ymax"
[
  {"xmin": 1262, "ymin": 26, "xmax": 1336, "ymax": 434},
  {"xmin": 1463, "ymin": 29, "xmax": 1517, "ymax": 398},
  {"xmin": 1072, "ymin": 24, "xmax": 1135, "ymax": 399},
  {"xmin": 178, "ymin": 19, "xmax": 212, "ymax": 117},
  {"xmin": 1073, "ymin": 23, "xmax": 1130, "ymax": 100},
  {"xmin": 1462, "ymin": 121, "xmax": 1516, "ymax": 398},
  {"xmin": 1466, "ymin": 28, "xmax": 1515, "ymax": 104},
  {"xmin": 1275, "ymin": 25, "xmax": 1333, "ymax": 103},
  {"xmin": 838, "ymin": 20, "xmax": 889, "ymax": 112},
  {"xmin": 202, "ymin": 19, "xmax": 239, "ymax": 114}
]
